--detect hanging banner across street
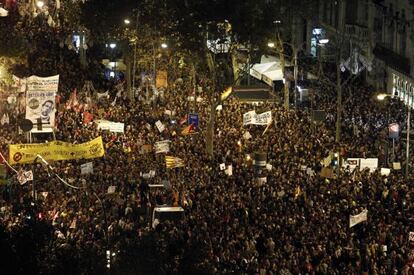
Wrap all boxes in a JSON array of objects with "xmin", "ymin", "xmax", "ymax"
[
  {"xmin": 9, "ymin": 136, "xmax": 105, "ymax": 164},
  {"xmin": 25, "ymin": 75, "xmax": 59, "ymax": 133}
]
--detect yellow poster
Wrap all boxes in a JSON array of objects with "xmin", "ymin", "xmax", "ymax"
[
  {"xmin": 9, "ymin": 136, "xmax": 105, "ymax": 164},
  {"xmin": 156, "ymin": 70, "xmax": 168, "ymax": 88}
]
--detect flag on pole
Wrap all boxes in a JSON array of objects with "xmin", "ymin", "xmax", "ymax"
[
  {"xmin": 165, "ymin": 156, "xmax": 185, "ymax": 169},
  {"xmin": 66, "ymin": 89, "xmax": 79, "ymax": 110}
]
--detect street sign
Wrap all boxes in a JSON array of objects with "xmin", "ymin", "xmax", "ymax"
[
  {"xmin": 389, "ymin": 123, "xmax": 399, "ymax": 139},
  {"xmin": 188, "ymin": 113, "xmax": 199, "ymax": 129}
]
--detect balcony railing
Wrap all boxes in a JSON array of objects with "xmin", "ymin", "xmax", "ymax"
[
  {"xmin": 373, "ymin": 43, "xmax": 410, "ymax": 75},
  {"xmin": 345, "ymin": 24, "xmax": 369, "ymax": 40}
]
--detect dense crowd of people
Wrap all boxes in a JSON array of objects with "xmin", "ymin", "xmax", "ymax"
[{"xmin": 1, "ymin": 61, "xmax": 414, "ymax": 275}]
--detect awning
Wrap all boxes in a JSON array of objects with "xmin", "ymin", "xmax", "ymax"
[{"xmin": 249, "ymin": 61, "xmax": 283, "ymax": 86}]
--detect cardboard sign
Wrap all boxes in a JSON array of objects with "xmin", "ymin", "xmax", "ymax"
[
  {"xmin": 154, "ymin": 140, "xmax": 170, "ymax": 154},
  {"xmin": 155, "ymin": 120, "xmax": 165, "ymax": 133},
  {"xmin": 80, "ymin": 162, "xmax": 93, "ymax": 175}
]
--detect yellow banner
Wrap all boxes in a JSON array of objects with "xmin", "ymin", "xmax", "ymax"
[{"xmin": 9, "ymin": 136, "xmax": 105, "ymax": 164}]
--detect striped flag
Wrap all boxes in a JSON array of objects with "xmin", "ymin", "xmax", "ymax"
[
  {"xmin": 181, "ymin": 124, "xmax": 196, "ymax": 136},
  {"xmin": 165, "ymin": 156, "xmax": 185, "ymax": 169}
]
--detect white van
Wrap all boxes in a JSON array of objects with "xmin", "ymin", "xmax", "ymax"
[{"xmin": 152, "ymin": 206, "xmax": 184, "ymax": 228}]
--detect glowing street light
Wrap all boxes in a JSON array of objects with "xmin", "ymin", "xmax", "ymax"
[
  {"xmin": 124, "ymin": 19, "xmax": 130, "ymax": 25},
  {"xmin": 376, "ymin": 94, "xmax": 389, "ymax": 101},
  {"xmin": 161, "ymin": 42, "xmax": 168, "ymax": 49},
  {"xmin": 36, "ymin": 1, "xmax": 45, "ymax": 8},
  {"xmin": 267, "ymin": 42, "xmax": 275, "ymax": 48},
  {"xmin": 109, "ymin": 43, "xmax": 117, "ymax": 49}
]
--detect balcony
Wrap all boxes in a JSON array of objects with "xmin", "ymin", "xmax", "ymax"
[
  {"xmin": 344, "ymin": 24, "xmax": 369, "ymax": 41},
  {"xmin": 373, "ymin": 43, "xmax": 410, "ymax": 75}
]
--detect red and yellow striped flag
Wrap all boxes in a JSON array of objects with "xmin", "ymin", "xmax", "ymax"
[{"xmin": 165, "ymin": 156, "xmax": 185, "ymax": 169}]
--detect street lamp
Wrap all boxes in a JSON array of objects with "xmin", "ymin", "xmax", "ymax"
[
  {"xmin": 161, "ymin": 42, "xmax": 168, "ymax": 49},
  {"xmin": 109, "ymin": 43, "xmax": 117, "ymax": 49},
  {"xmin": 377, "ymin": 93, "xmax": 388, "ymax": 101},
  {"xmin": 124, "ymin": 19, "xmax": 130, "ymax": 25},
  {"xmin": 267, "ymin": 42, "xmax": 275, "ymax": 48}
]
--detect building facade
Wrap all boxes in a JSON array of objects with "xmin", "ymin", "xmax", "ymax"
[{"xmin": 315, "ymin": 0, "xmax": 414, "ymax": 104}]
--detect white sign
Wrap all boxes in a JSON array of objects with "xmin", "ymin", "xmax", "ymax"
[
  {"xmin": 220, "ymin": 163, "xmax": 226, "ymax": 170},
  {"xmin": 154, "ymin": 140, "xmax": 170, "ymax": 154},
  {"xmin": 243, "ymin": 111, "xmax": 272, "ymax": 126},
  {"xmin": 155, "ymin": 120, "xmax": 165, "ymax": 133},
  {"xmin": 26, "ymin": 75, "xmax": 59, "ymax": 133},
  {"xmin": 107, "ymin": 186, "xmax": 116, "ymax": 194},
  {"xmin": 359, "ymin": 158, "xmax": 378, "ymax": 173},
  {"xmin": 243, "ymin": 111, "xmax": 256, "ymax": 125},
  {"xmin": 17, "ymin": 170, "xmax": 33, "ymax": 185},
  {"xmin": 266, "ymin": 164, "xmax": 273, "ymax": 171},
  {"xmin": 343, "ymin": 158, "xmax": 360, "ymax": 171},
  {"xmin": 80, "ymin": 162, "xmax": 93, "ymax": 175},
  {"xmin": 243, "ymin": 131, "xmax": 252, "ymax": 140},
  {"xmin": 349, "ymin": 209, "xmax": 368, "ymax": 228},
  {"xmin": 380, "ymin": 168, "xmax": 391, "ymax": 176},
  {"xmin": 255, "ymin": 111, "xmax": 272, "ymax": 125},
  {"xmin": 96, "ymin": 120, "xmax": 125, "ymax": 133}
]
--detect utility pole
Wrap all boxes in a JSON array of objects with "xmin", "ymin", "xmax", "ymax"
[
  {"xmin": 293, "ymin": 47, "xmax": 298, "ymax": 108},
  {"xmin": 406, "ymin": 106, "xmax": 411, "ymax": 177}
]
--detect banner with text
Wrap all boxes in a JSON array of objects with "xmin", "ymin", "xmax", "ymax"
[
  {"xmin": 9, "ymin": 136, "xmax": 105, "ymax": 164},
  {"xmin": 243, "ymin": 110, "xmax": 272, "ymax": 126},
  {"xmin": 96, "ymin": 120, "xmax": 125, "ymax": 133},
  {"xmin": 25, "ymin": 75, "xmax": 59, "ymax": 133}
]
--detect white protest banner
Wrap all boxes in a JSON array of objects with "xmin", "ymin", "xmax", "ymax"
[
  {"xmin": 107, "ymin": 186, "xmax": 116, "ymax": 194},
  {"xmin": 243, "ymin": 111, "xmax": 272, "ymax": 126},
  {"xmin": 243, "ymin": 111, "xmax": 256, "ymax": 125},
  {"xmin": 219, "ymin": 163, "xmax": 226, "ymax": 170},
  {"xmin": 380, "ymin": 168, "xmax": 391, "ymax": 176},
  {"xmin": 155, "ymin": 120, "xmax": 165, "ymax": 133},
  {"xmin": 255, "ymin": 111, "xmax": 272, "ymax": 125},
  {"xmin": 349, "ymin": 209, "xmax": 368, "ymax": 228},
  {"xmin": 80, "ymin": 162, "xmax": 93, "ymax": 175},
  {"xmin": 26, "ymin": 75, "xmax": 59, "ymax": 133},
  {"xmin": 359, "ymin": 158, "xmax": 378, "ymax": 173},
  {"xmin": 343, "ymin": 158, "xmax": 360, "ymax": 171},
  {"xmin": 409, "ymin": 232, "xmax": 414, "ymax": 242},
  {"xmin": 96, "ymin": 120, "xmax": 125, "ymax": 133},
  {"xmin": 154, "ymin": 140, "xmax": 170, "ymax": 154}
]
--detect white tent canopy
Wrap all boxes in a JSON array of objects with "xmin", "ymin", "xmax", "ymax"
[{"xmin": 249, "ymin": 55, "xmax": 286, "ymax": 86}]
